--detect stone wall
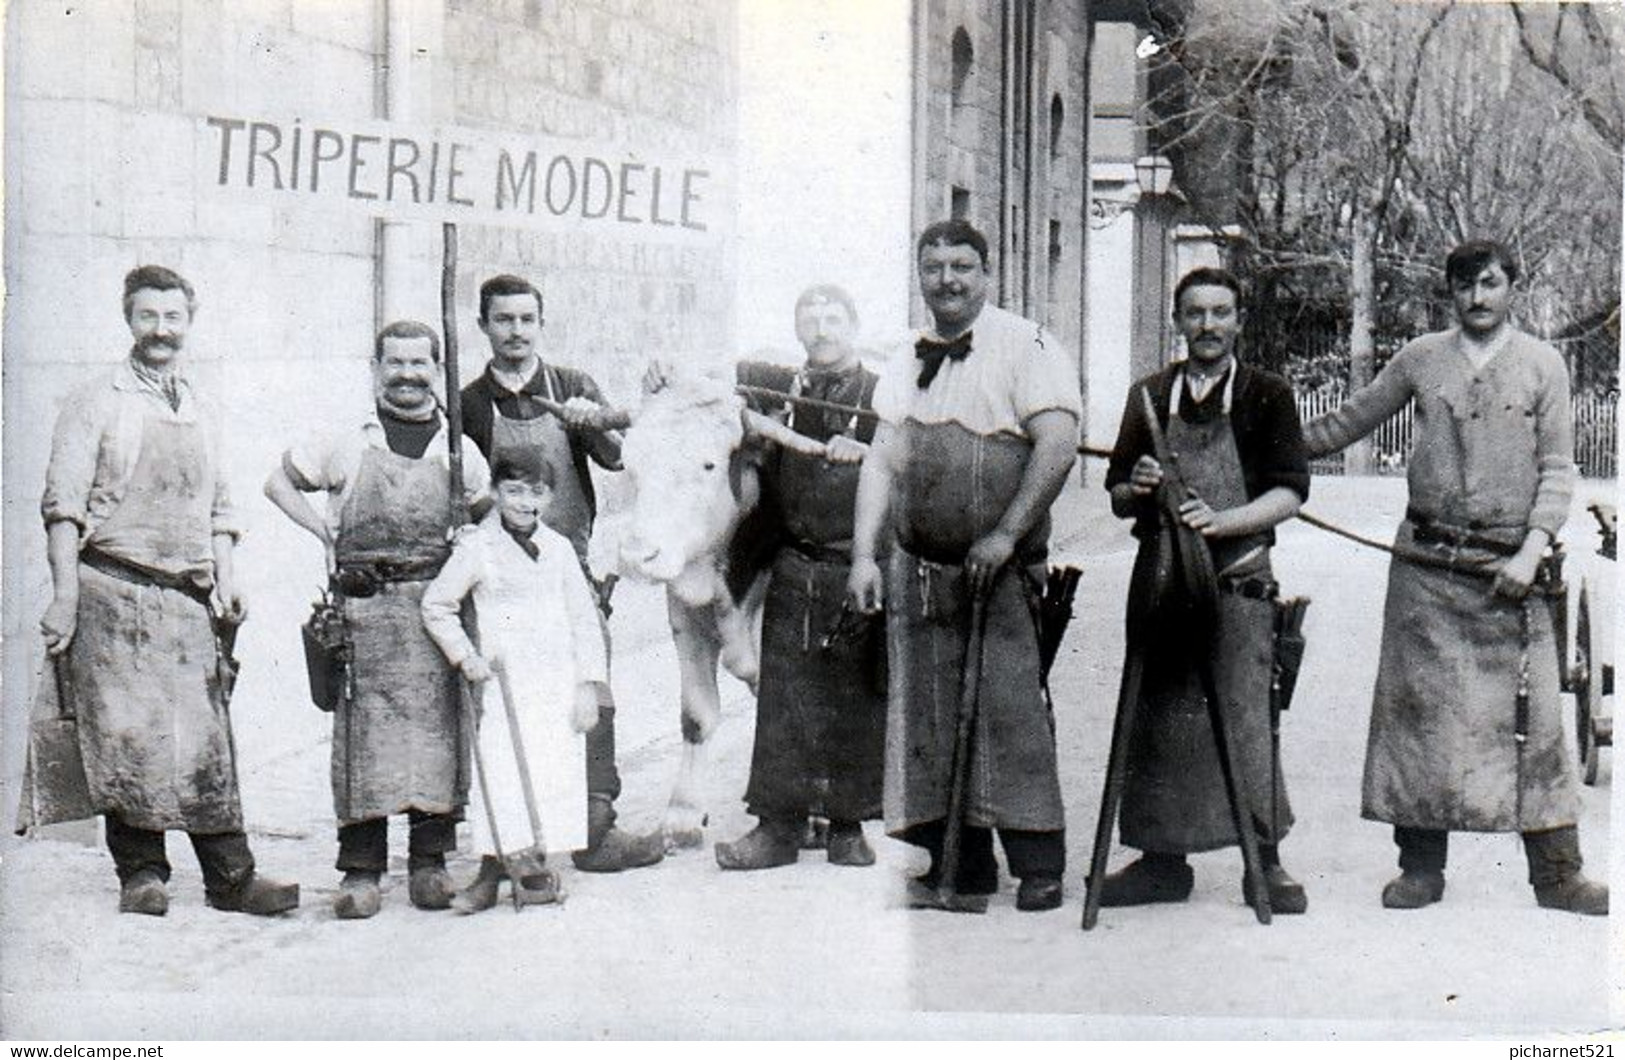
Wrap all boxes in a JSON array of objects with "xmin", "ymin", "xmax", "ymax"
[
  {"xmin": 443, "ymin": 0, "xmax": 736, "ymax": 403},
  {"xmin": 912, "ymin": 0, "xmax": 1090, "ymax": 404},
  {"xmin": 2, "ymin": 0, "xmax": 736, "ymax": 823}
]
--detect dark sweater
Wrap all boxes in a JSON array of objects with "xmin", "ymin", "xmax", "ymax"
[
  {"xmin": 1105, "ymin": 362, "xmax": 1310, "ymax": 542},
  {"xmin": 460, "ymin": 359, "xmax": 621, "ymax": 523}
]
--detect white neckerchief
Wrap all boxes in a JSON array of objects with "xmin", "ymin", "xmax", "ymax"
[
  {"xmin": 491, "ymin": 357, "xmax": 550, "ymax": 400},
  {"xmin": 1171, "ymin": 362, "xmax": 1237, "ymax": 419}
]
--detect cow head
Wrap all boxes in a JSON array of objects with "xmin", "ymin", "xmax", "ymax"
[{"xmin": 618, "ymin": 376, "xmax": 757, "ymax": 598}]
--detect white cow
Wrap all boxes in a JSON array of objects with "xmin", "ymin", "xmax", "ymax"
[{"xmin": 616, "ymin": 375, "xmax": 826, "ymax": 847}]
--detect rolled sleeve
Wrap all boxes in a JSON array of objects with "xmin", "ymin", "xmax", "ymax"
[
  {"xmin": 210, "ymin": 474, "xmax": 243, "ymax": 540},
  {"xmin": 283, "ymin": 428, "xmax": 347, "ymax": 494},
  {"xmin": 40, "ymin": 387, "xmax": 101, "ymax": 531}
]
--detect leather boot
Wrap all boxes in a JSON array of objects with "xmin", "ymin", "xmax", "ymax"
[
  {"xmin": 209, "ymin": 874, "xmax": 300, "ymax": 916},
  {"xmin": 1534, "ymin": 875, "xmax": 1609, "ymax": 916},
  {"xmin": 715, "ymin": 816, "xmax": 800, "ymax": 870},
  {"xmin": 905, "ymin": 874, "xmax": 991, "ymax": 914},
  {"xmin": 1381, "ymin": 869, "xmax": 1445, "ymax": 909},
  {"xmin": 119, "ymin": 869, "xmax": 168, "ymax": 917},
  {"xmin": 515, "ymin": 866, "xmax": 563, "ymax": 906},
  {"xmin": 1015, "ymin": 876, "xmax": 1064, "ymax": 912},
  {"xmin": 826, "ymin": 821, "xmax": 875, "ymax": 867},
  {"xmin": 333, "ymin": 870, "xmax": 382, "ymax": 920},
  {"xmin": 1097, "ymin": 853, "xmax": 1193, "ymax": 907},
  {"xmin": 409, "ymin": 865, "xmax": 455, "ymax": 911},
  {"xmin": 572, "ymin": 796, "xmax": 665, "ymax": 873},
  {"xmin": 1243, "ymin": 844, "xmax": 1308, "ymax": 914},
  {"xmin": 452, "ymin": 856, "xmax": 504, "ymax": 916}
]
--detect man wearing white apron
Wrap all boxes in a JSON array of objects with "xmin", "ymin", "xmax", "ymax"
[
  {"xmin": 1103, "ymin": 268, "xmax": 1311, "ymax": 914},
  {"xmin": 1304, "ymin": 240, "xmax": 1606, "ymax": 915},
  {"xmin": 36, "ymin": 266, "xmax": 299, "ymax": 917},
  {"xmin": 848, "ymin": 221, "xmax": 1081, "ymax": 913},
  {"xmin": 460, "ymin": 273, "xmax": 663, "ymax": 874},
  {"xmin": 265, "ymin": 321, "xmax": 489, "ymax": 919}
]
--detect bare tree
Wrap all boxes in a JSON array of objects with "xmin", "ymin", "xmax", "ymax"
[
  {"xmin": 1510, "ymin": 2, "xmax": 1624, "ymax": 153},
  {"xmin": 1140, "ymin": 0, "xmax": 1624, "ymax": 447}
]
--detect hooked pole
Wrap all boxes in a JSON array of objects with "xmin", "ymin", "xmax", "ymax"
[{"xmin": 441, "ymin": 222, "xmax": 521, "ymax": 911}]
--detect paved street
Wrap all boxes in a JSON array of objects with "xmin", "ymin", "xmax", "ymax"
[{"xmin": 0, "ymin": 471, "xmax": 1614, "ymax": 1039}]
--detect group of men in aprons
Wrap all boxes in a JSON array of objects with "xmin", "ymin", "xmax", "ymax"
[
  {"xmin": 38, "ymin": 267, "xmax": 664, "ymax": 919},
  {"xmin": 35, "ymin": 227, "xmax": 1606, "ymax": 921}
]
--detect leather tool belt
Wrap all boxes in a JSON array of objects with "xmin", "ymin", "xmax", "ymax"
[
  {"xmin": 331, "ymin": 558, "xmax": 445, "ymax": 598},
  {"xmin": 1406, "ymin": 508, "xmax": 1523, "ymax": 557},
  {"xmin": 80, "ymin": 545, "xmax": 212, "ymax": 608}
]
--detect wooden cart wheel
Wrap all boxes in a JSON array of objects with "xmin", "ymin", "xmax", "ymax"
[{"xmin": 1575, "ymin": 583, "xmax": 1601, "ymax": 786}]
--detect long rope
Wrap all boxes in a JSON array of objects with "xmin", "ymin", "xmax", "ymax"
[{"xmin": 624, "ymin": 385, "xmax": 1543, "ymax": 588}]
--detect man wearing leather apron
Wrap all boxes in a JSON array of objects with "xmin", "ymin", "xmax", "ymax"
[
  {"xmin": 1303, "ymin": 240, "xmax": 1607, "ymax": 916},
  {"xmin": 264, "ymin": 321, "xmax": 490, "ymax": 919},
  {"xmin": 38, "ymin": 265, "xmax": 299, "ymax": 917},
  {"xmin": 848, "ymin": 220, "xmax": 1081, "ymax": 913},
  {"xmin": 713, "ymin": 284, "xmax": 887, "ymax": 871},
  {"xmin": 1103, "ymin": 267, "xmax": 1311, "ymax": 914},
  {"xmin": 459, "ymin": 274, "xmax": 664, "ymax": 874}
]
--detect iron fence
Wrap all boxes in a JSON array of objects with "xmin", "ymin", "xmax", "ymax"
[{"xmin": 1294, "ymin": 389, "xmax": 1617, "ymax": 479}]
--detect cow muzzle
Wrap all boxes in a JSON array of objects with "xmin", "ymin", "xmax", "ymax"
[{"xmin": 617, "ymin": 528, "xmax": 687, "ymax": 584}]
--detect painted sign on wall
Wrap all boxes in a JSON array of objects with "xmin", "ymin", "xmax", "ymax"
[{"xmin": 204, "ymin": 114, "xmax": 722, "ymax": 241}]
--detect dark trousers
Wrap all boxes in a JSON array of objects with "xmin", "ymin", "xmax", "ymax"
[
  {"xmin": 587, "ymin": 703, "xmax": 621, "ymax": 806},
  {"xmin": 901, "ymin": 819, "xmax": 1065, "ymax": 892},
  {"xmin": 337, "ymin": 811, "xmax": 458, "ymax": 874},
  {"xmin": 105, "ymin": 814, "xmax": 256, "ymax": 901},
  {"xmin": 1394, "ymin": 825, "xmax": 1585, "ymax": 887}
]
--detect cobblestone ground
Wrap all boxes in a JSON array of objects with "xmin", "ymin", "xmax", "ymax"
[{"xmin": 1, "ymin": 472, "xmax": 1614, "ymax": 1039}]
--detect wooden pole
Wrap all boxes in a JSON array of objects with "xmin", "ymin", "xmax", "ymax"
[
  {"xmin": 442, "ymin": 222, "xmax": 467, "ymax": 520},
  {"xmin": 441, "ymin": 222, "xmax": 518, "ymax": 910}
]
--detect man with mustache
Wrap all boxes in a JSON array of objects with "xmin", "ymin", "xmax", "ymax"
[
  {"xmin": 458, "ymin": 274, "xmax": 664, "ymax": 873},
  {"xmin": 264, "ymin": 320, "xmax": 489, "ymax": 919},
  {"xmin": 712, "ymin": 284, "xmax": 888, "ymax": 871},
  {"xmin": 1101, "ymin": 267, "xmax": 1311, "ymax": 914},
  {"xmin": 37, "ymin": 265, "xmax": 299, "ymax": 917},
  {"xmin": 847, "ymin": 220, "xmax": 1080, "ymax": 913},
  {"xmin": 1303, "ymin": 240, "xmax": 1607, "ymax": 915}
]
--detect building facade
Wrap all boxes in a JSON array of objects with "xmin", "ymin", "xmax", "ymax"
[{"xmin": 2, "ymin": 0, "xmax": 738, "ymax": 820}]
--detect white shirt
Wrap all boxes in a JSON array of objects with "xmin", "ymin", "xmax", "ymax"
[{"xmin": 872, "ymin": 304, "xmax": 1082, "ymax": 438}]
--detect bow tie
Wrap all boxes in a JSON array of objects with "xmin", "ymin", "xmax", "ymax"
[{"xmin": 915, "ymin": 332, "xmax": 973, "ymax": 389}]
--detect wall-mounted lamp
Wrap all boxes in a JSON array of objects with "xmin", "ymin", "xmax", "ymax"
[{"xmin": 1133, "ymin": 154, "xmax": 1175, "ymax": 197}]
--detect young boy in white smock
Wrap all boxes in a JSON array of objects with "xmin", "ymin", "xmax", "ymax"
[{"xmin": 421, "ymin": 447, "xmax": 607, "ymax": 912}]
